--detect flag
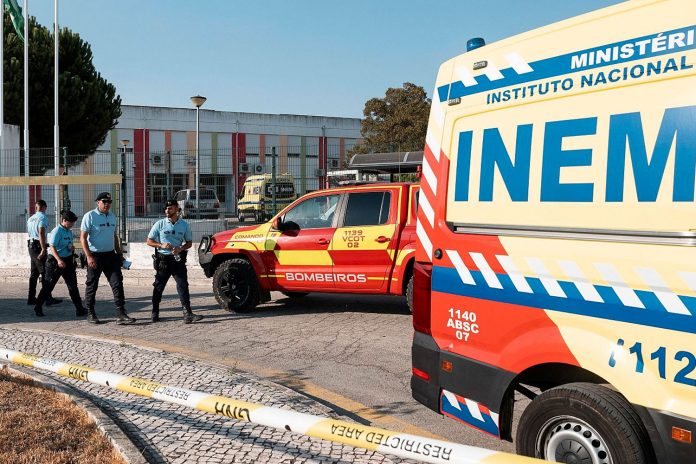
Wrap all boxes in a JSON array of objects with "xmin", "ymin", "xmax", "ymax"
[{"xmin": 3, "ymin": 0, "xmax": 24, "ymax": 42}]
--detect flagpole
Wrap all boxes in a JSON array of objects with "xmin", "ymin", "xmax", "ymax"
[
  {"xmin": 54, "ymin": 0, "xmax": 59, "ymax": 222},
  {"xmin": 1, "ymin": 1, "xmax": 3, "ymax": 226},
  {"xmin": 1, "ymin": 0, "xmax": 5, "ymax": 150},
  {"xmin": 23, "ymin": 0, "xmax": 28, "ymax": 211}
]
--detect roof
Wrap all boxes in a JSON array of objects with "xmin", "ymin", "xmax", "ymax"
[{"xmin": 347, "ymin": 151, "xmax": 423, "ymax": 173}]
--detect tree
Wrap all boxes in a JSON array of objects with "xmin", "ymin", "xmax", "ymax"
[
  {"xmin": 350, "ymin": 82, "xmax": 430, "ymax": 155},
  {"xmin": 3, "ymin": 15, "xmax": 121, "ymax": 174}
]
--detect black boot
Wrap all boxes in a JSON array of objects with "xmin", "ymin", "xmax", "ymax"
[
  {"xmin": 75, "ymin": 306, "xmax": 88, "ymax": 317},
  {"xmin": 87, "ymin": 308, "xmax": 100, "ymax": 324},
  {"xmin": 151, "ymin": 302, "xmax": 160, "ymax": 323},
  {"xmin": 46, "ymin": 297, "xmax": 63, "ymax": 306},
  {"xmin": 183, "ymin": 306, "xmax": 202, "ymax": 324},
  {"xmin": 116, "ymin": 307, "xmax": 136, "ymax": 325},
  {"xmin": 33, "ymin": 305, "xmax": 45, "ymax": 317}
]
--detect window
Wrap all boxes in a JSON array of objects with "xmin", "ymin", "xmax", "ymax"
[
  {"xmin": 343, "ymin": 191, "xmax": 391, "ymax": 227},
  {"xmin": 199, "ymin": 189, "xmax": 217, "ymax": 200},
  {"xmin": 283, "ymin": 194, "xmax": 340, "ymax": 229}
]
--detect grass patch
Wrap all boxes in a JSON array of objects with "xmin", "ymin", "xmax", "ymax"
[{"xmin": 0, "ymin": 368, "xmax": 126, "ymax": 464}]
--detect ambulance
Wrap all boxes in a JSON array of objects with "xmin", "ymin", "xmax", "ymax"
[
  {"xmin": 410, "ymin": 1, "xmax": 696, "ymax": 462},
  {"xmin": 237, "ymin": 173, "xmax": 297, "ymax": 223}
]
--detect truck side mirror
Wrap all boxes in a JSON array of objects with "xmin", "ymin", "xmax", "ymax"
[{"xmin": 274, "ymin": 216, "xmax": 299, "ymax": 233}]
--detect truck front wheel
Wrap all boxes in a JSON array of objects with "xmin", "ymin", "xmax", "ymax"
[
  {"xmin": 212, "ymin": 258, "xmax": 260, "ymax": 312},
  {"xmin": 516, "ymin": 383, "xmax": 653, "ymax": 464}
]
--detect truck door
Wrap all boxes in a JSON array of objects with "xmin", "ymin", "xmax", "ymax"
[
  {"xmin": 264, "ymin": 193, "xmax": 341, "ymax": 291},
  {"xmin": 331, "ymin": 188, "xmax": 398, "ymax": 292}
]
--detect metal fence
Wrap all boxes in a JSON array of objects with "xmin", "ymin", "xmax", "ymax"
[{"xmin": 0, "ymin": 145, "xmax": 356, "ymax": 241}]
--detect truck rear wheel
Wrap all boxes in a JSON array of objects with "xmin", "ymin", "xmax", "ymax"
[
  {"xmin": 212, "ymin": 258, "xmax": 260, "ymax": 312},
  {"xmin": 406, "ymin": 274, "xmax": 414, "ymax": 313},
  {"xmin": 516, "ymin": 383, "xmax": 653, "ymax": 464}
]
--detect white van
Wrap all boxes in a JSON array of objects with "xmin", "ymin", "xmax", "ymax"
[{"xmin": 173, "ymin": 188, "xmax": 221, "ymax": 219}]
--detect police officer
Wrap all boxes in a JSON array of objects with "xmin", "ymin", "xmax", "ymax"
[
  {"xmin": 80, "ymin": 192, "xmax": 136, "ymax": 325},
  {"xmin": 146, "ymin": 199, "xmax": 203, "ymax": 324},
  {"xmin": 33, "ymin": 210, "xmax": 88, "ymax": 318},
  {"xmin": 27, "ymin": 199, "xmax": 61, "ymax": 306}
]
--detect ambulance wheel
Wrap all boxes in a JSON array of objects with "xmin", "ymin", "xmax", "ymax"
[
  {"xmin": 406, "ymin": 274, "xmax": 414, "ymax": 313},
  {"xmin": 516, "ymin": 383, "xmax": 653, "ymax": 464},
  {"xmin": 281, "ymin": 291, "xmax": 309, "ymax": 298},
  {"xmin": 213, "ymin": 258, "xmax": 260, "ymax": 313}
]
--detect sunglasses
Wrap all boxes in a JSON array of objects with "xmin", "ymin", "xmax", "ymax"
[{"xmin": 100, "ymin": 199, "xmax": 112, "ymax": 204}]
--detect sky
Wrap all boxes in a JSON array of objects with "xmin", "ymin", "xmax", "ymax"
[{"xmin": 29, "ymin": 0, "xmax": 623, "ymax": 119}]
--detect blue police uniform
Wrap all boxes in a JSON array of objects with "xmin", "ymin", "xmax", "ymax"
[
  {"xmin": 27, "ymin": 211, "xmax": 48, "ymax": 240},
  {"xmin": 80, "ymin": 208, "xmax": 118, "ymax": 252},
  {"xmin": 49, "ymin": 225, "xmax": 76, "ymax": 258},
  {"xmin": 80, "ymin": 201, "xmax": 129, "ymax": 320},
  {"xmin": 26, "ymin": 210, "xmax": 52, "ymax": 303},
  {"xmin": 34, "ymin": 223, "xmax": 85, "ymax": 316},
  {"xmin": 148, "ymin": 216, "xmax": 199, "ymax": 322},
  {"xmin": 148, "ymin": 218, "xmax": 192, "ymax": 255}
]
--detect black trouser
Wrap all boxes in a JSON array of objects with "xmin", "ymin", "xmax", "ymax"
[
  {"xmin": 28, "ymin": 241, "xmax": 52, "ymax": 300},
  {"xmin": 84, "ymin": 251, "xmax": 125, "ymax": 311},
  {"xmin": 36, "ymin": 256, "xmax": 83, "ymax": 311},
  {"xmin": 152, "ymin": 255, "xmax": 190, "ymax": 309}
]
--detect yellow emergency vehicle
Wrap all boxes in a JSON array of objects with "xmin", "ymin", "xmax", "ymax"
[
  {"xmin": 237, "ymin": 174, "xmax": 296, "ymax": 223},
  {"xmin": 411, "ymin": 0, "xmax": 696, "ymax": 462}
]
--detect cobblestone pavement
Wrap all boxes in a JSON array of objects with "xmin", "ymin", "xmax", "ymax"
[{"xmin": 0, "ymin": 329, "xmax": 418, "ymax": 464}]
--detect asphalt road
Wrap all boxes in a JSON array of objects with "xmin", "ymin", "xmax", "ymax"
[{"xmin": 0, "ymin": 280, "xmax": 523, "ymax": 455}]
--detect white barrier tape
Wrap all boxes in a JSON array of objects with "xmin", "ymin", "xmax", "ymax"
[{"xmin": 0, "ymin": 348, "xmax": 541, "ymax": 464}]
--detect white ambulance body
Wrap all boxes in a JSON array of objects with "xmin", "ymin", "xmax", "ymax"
[{"xmin": 411, "ymin": 0, "xmax": 696, "ymax": 462}]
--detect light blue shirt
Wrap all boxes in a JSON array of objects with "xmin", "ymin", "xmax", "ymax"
[
  {"xmin": 80, "ymin": 208, "xmax": 118, "ymax": 252},
  {"xmin": 48, "ymin": 225, "xmax": 75, "ymax": 258},
  {"xmin": 148, "ymin": 217, "xmax": 192, "ymax": 255},
  {"xmin": 27, "ymin": 211, "xmax": 48, "ymax": 240}
]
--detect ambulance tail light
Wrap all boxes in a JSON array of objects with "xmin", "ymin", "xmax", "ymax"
[
  {"xmin": 412, "ymin": 262, "xmax": 433, "ymax": 335},
  {"xmin": 412, "ymin": 367, "xmax": 430, "ymax": 382}
]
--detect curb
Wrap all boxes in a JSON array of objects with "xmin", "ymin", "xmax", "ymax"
[{"xmin": 1, "ymin": 363, "xmax": 148, "ymax": 464}]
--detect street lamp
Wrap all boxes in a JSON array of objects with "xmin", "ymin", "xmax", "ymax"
[
  {"xmin": 120, "ymin": 139, "xmax": 130, "ymax": 244},
  {"xmin": 190, "ymin": 95, "xmax": 207, "ymax": 219}
]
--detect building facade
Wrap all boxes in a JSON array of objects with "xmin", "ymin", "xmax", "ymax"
[{"xmin": 104, "ymin": 105, "xmax": 362, "ymax": 216}]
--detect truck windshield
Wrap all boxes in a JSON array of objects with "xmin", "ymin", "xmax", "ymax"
[{"xmin": 190, "ymin": 190, "xmax": 217, "ymax": 200}]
